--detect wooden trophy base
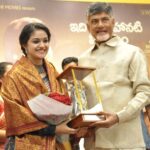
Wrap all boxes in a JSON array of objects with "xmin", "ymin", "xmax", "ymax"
[{"xmin": 67, "ymin": 113, "xmax": 105, "ymax": 128}]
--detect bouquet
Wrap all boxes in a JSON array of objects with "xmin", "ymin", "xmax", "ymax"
[
  {"xmin": 0, "ymin": 101, "xmax": 5, "ymax": 129},
  {"xmin": 48, "ymin": 92, "xmax": 71, "ymax": 105},
  {"xmin": 27, "ymin": 92, "xmax": 73, "ymax": 125}
]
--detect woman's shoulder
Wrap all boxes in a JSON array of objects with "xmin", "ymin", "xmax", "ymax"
[
  {"xmin": 9, "ymin": 56, "xmax": 36, "ymax": 74},
  {"xmin": 45, "ymin": 59, "xmax": 56, "ymax": 70}
]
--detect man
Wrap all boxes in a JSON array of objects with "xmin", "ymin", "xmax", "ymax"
[
  {"xmin": 141, "ymin": 108, "xmax": 150, "ymax": 150},
  {"xmin": 62, "ymin": 56, "xmax": 87, "ymax": 150},
  {"xmin": 79, "ymin": 2, "xmax": 150, "ymax": 150},
  {"xmin": 62, "ymin": 57, "xmax": 78, "ymax": 71}
]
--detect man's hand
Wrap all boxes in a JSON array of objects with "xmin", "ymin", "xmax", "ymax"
[{"xmin": 90, "ymin": 111, "xmax": 119, "ymax": 128}]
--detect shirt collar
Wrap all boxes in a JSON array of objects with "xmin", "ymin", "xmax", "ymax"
[{"xmin": 91, "ymin": 35, "xmax": 120, "ymax": 52}]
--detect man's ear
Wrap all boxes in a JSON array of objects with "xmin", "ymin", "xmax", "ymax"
[
  {"xmin": 112, "ymin": 18, "xmax": 115, "ymax": 27},
  {"xmin": 87, "ymin": 23, "xmax": 90, "ymax": 32},
  {"xmin": 0, "ymin": 79, "xmax": 2, "ymax": 88}
]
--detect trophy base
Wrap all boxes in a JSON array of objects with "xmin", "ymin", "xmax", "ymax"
[{"xmin": 67, "ymin": 113, "xmax": 105, "ymax": 128}]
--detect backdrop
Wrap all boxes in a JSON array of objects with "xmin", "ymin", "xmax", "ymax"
[{"xmin": 0, "ymin": 0, "xmax": 150, "ymax": 71}]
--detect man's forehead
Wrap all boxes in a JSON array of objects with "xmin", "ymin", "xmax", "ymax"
[{"xmin": 88, "ymin": 12, "xmax": 111, "ymax": 19}]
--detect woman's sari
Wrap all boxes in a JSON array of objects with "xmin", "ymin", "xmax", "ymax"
[{"xmin": 1, "ymin": 56, "xmax": 70, "ymax": 150}]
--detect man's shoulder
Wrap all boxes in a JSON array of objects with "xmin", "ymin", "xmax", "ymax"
[
  {"xmin": 118, "ymin": 40, "xmax": 142, "ymax": 53},
  {"xmin": 111, "ymin": 35, "xmax": 141, "ymax": 51}
]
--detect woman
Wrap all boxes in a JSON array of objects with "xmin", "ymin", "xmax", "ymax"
[
  {"xmin": 0, "ymin": 62, "xmax": 13, "ymax": 149},
  {"xmin": 1, "ymin": 23, "xmax": 77, "ymax": 150}
]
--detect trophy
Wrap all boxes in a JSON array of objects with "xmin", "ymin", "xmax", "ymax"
[{"xmin": 57, "ymin": 66, "xmax": 105, "ymax": 128}]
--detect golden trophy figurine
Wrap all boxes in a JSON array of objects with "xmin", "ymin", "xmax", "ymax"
[{"xmin": 57, "ymin": 66, "xmax": 105, "ymax": 128}]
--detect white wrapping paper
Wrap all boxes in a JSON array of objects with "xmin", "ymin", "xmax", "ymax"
[{"xmin": 27, "ymin": 94, "xmax": 72, "ymax": 125}]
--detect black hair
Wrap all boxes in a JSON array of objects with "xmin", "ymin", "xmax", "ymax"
[
  {"xmin": 62, "ymin": 57, "xmax": 78, "ymax": 70},
  {"xmin": 86, "ymin": 2, "xmax": 113, "ymax": 17},
  {"xmin": 19, "ymin": 22, "xmax": 51, "ymax": 56},
  {"xmin": 0, "ymin": 62, "xmax": 13, "ymax": 78}
]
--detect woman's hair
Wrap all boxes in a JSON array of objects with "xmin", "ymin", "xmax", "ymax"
[
  {"xmin": 0, "ymin": 62, "xmax": 13, "ymax": 79},
  {"xmin": 19, "ymin": 22, "xmax": 51, "ymax": 55},
  {"xmin": 86, "ymin": 2, "xmax": 113, "ymax": 17}
]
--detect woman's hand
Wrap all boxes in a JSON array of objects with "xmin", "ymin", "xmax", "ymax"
[
  {"xmin": 89, "ymin": 111, "xmax": 119, "ymax": 128},
  {"xmin": 55, "ymin": 121, "xmax": 78, "ymax": 135},
  {"xmin": 75, "ymin": 127, "xmax": 95, "ymax": 138},
  {"xmin": 0, "ymin": 129, "xmax": 6, "ymax": 140}
]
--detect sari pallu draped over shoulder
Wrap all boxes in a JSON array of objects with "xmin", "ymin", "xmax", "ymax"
[{"xmin": 1, "ymin": 56, "xmax": 65, "ymax": 150}]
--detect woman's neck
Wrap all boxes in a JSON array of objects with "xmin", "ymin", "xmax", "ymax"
[{"xmin": 27, "ymin": 56, "xmax": 43, "ymax": 65}]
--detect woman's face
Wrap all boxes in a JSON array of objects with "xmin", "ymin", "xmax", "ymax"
[{"xmin": 24, "ymin": 29, "xmax": 49, "ymax": 65}]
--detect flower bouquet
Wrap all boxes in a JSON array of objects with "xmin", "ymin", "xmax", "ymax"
[
  {"xmin": 0, "ymin": 100, "xmax": 5, "ymax": 129},
  {"xmin": 27, "ymin": 92, "xmax": 73, "ymax": 125}
]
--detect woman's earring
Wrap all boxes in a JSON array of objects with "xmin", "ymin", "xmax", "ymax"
[{"xmin": 24, "ymin": 48, "xmax": 28, "ymax": 55}]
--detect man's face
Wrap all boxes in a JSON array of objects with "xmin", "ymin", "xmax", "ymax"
[
  {"xmin": 87, "ymin": 12, "xmax": 115, "ymax": 44},
  {"xmin": 63, "ymin": 62, "xmax": 77, "ymax": 70}
]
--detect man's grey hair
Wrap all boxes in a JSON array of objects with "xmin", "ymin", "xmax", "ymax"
[{"xmin": 86, "ymin": 2, "xmax": 113, "ymax": 17}]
